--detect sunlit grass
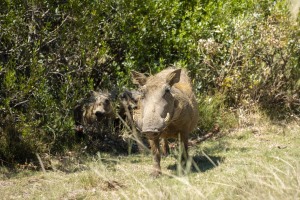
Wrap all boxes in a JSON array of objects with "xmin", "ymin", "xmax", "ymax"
[{"xmin": 1, "ymin": 120, "xmax": 299, "ymax": 199}]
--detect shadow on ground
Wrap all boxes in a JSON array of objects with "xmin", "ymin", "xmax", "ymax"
[{"xmin": 167, "ymin": 155, "xmax": 224, "ymax": 173}]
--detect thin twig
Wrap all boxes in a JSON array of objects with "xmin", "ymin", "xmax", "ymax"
[
  {"xmin": 13, "ymin": 100, "xmax": 29, "ymax": 108},
  {"xmin": 36, "ymin": 153, "xmax": 46, "ymax": 173}
]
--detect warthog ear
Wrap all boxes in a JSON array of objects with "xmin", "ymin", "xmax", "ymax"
[
  {"xmin": 166, "ymin": 69, "xmax": 181, "ymax": 86},
  {"xmin": 131, "ymin": 71, "xmax": 147, "ymax": 86},
  {"xmin": 109, "ymin": 88, "xmax": 118, "ymax": 100},
  {"xmin": 87, "ymin": 90, "xmax": 98, "ymax": 102},
  {"xmin": 88, "ymin": 90, "xmax": 97, "ymax": 98}
]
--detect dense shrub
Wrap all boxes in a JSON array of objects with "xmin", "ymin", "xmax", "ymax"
[{"xmin": 0, "ymin": 0, "xmax": 299, "ymax": 165}]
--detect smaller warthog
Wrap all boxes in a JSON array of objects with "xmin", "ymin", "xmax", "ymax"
[
  {"xmin": 119, "ymin": 89, "xmax": 149, "ymax": 152},
  {"xmin": 119, "ymin": 89, "xmax": 141, "ymax": 115},
  {"xmin": 74, "ymin": 90, "xmax": 116, "ymax": 137},
  {"xmin": 74, "ymin": 89, "xmax": 145, "ymax": 153},
  {"xmin": 131, "ymin": 67, "xmax": 199, "ymax": 176}
]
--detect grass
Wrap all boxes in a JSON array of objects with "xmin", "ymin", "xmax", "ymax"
[{"xmin": 1, "ymin": 115, "xmax": 300, "ymax": 199}]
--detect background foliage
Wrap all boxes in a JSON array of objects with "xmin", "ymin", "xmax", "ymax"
[{"xmin": 0, "ymin": 0, "xmax": 299, "ymax": 165}]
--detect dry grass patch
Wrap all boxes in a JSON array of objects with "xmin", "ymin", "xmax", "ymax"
[{"xmin": 0, "ymin": 116, "xmax": 299, "ymax": 199}]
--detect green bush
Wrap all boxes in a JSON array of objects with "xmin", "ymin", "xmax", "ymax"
[{"xmin": 0, "ymin": 0, "xmax": 299, "ymax": 165}]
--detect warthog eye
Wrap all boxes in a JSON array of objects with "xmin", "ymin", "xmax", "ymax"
[
  {"xmin": 165, "ymin": 86, "xmax": 171, "ymax": 93},
  {"xmin": 104, "ymin": 99, "xmax": 109, "ymax": 104}
]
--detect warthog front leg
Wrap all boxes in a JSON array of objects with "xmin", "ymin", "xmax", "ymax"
[
  {"xmin": 149, "ymin": 138, "xmax": 161, "ymax": 177},
  {"xmin": 180, "ymin": 133, "xmax": 189, "ymax": 168}
]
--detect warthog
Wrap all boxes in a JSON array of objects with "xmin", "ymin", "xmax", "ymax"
[
  {"xmin": 74, "ymin": 90, "xmax": 116, "ymax": 137},
  {"xmin": 119, "ymin": 89, "xmax": 149, "ymax": 152},
  {"xmin": 119, "ymin": 89, "xmax": 140, "ymax": 114},
  {"xmin": 74, "ymin": 89, "xmax": 145, "ymax": 153},
  {"xmin": 131, "ymin": 67, "xmax": 199, "ymax": 176}
]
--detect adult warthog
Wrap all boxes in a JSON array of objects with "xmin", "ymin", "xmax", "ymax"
[{"xmin": 131, "ymin": 67, "xmax": 199, "ymax": 176}]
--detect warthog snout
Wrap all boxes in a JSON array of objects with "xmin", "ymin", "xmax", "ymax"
[
  {"xmin": 95, "ymin": 111, "xmax": 105, "ymax": 118},
  {"xmin": 141, "ymin": 131, "xmax": 161, "ymax": 139},
  {"xmin": 141, "ymin": 128, "xmax": 160, "ymax": 133},
  {"xmin": 141, "ymin": 115, "xmax": 167, "ymax": 135}
]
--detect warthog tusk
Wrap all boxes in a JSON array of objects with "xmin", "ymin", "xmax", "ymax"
[{"xmin": 164, "ymin": 112, "xmax": 170, "ymax": 123}]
